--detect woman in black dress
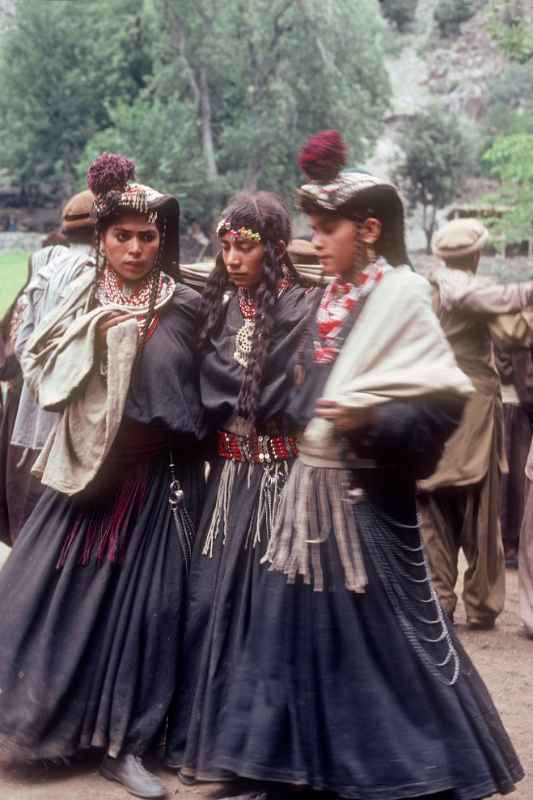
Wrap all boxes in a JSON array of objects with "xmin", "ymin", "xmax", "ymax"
[
  {"xmin": 165, "ymin": 191, "xmax": 312, "ymax": 769},
  {"xmin": 171, "ymin": 133, "xmax": 523, "ymax": 800},
  {"xmin": 0, "ymin": 154, "xmax": 204, "ymax": 799}
]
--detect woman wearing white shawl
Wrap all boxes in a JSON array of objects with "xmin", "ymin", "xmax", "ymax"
[{"xmin": 177, "ymin": 131, "xmax": 523, "ymax": 800}]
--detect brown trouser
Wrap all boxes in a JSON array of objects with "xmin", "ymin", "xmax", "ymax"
[
  {"xmin": 501, "ymin": 403, "xmax": 532, "ymax": 558},
  {"xmin": 418, "ymin": 458, "xmax": 505, "ymax": 625},
  {"xmin": 519, "ymin": 479, "xmax": 533, "ymax": 636}
]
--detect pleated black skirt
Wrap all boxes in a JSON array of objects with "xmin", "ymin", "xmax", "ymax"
[
  {"xmin": 167, "ymin": 461, "xmax": 523, "ymax": 800},
  {"xmin": 0, "ymin": 451, "xmax": 204, "ymax": 762}
]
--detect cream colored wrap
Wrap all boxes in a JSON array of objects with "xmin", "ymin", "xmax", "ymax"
[
  {"xmin": 21, "ymin": 270, "xmax": 140, "ymax": 495},
  {"xmin": 300, "ymin": 266, "xmax": 475, "ymax": 468},
  {"xmin": 264, "ymin": 266, "xmax": 474, "ymax": 594}
]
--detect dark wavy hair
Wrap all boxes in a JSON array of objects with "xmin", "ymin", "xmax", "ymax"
[
  {"xmin": 88, "ymin": 211, "xmax": 169, "ymax": 354},
  {"xmin": 298, "ymin": 192, "xmax": 409, "ymax": 268},
  {"xmin": 198, "ymin": 191, "xmax": 302, "ymax": 423}
]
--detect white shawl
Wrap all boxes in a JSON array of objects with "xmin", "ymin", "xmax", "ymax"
[
  {"xmin": 300, "ymin": 266, "xmax": 474, "ymax": 467},
  {"xmin": 264, "ymin": 266, "xmax": 474, "ymax": 594}
]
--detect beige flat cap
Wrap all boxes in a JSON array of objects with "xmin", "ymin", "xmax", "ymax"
[
  {"xmin": 432, "ymin": 218, "xmax": 490, "ymax": 259},
  {"xmin": 62, "ymin": 190, "xmax": 95, "ymax": 231}
]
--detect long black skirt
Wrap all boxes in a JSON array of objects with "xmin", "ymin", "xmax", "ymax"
[
  {"xmin": 0, "ymin": 450, "xmax": 204, "ymax": 762},
  {"xmin": 167, "ymin": 473, "xmax": 523, "ymax": 800},
  {"xmin": 0, "ymin": 381, "xmax": 43, "ymax": 547}
]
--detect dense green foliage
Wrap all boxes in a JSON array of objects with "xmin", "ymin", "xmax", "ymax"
[
  {"xmin": 433, "ymin": 0, "xmax": 475, "ymax": 37},
  {"xmin": 379, "ymin": 0, "xmax": 418, "ymax": 32},
  {"xmin": 486, "ymin": 0, "xmax": 533, "ymax": 63},
  {"xmin": 395, "ymin": 109, "xmax": 476, "ymax": 252},
  {"xmin": 0, "ymin": 0, "xmax": 391, "ymax": 226},
  {"xmin": 0, "ymin": 0, "xmax": 152, "ymax": 200},
  {"xmin": 480, "ymin": 2, "xmax": 533, "ymax": 244},
  {"xmin": 483, "ymin": 134, "xmax": 533, "ymax": 246}
]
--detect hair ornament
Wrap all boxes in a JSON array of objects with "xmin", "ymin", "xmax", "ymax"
[
  {"xmin": 298, "ymin": 130, "xmax": 347, "ymax": 183},
  {"xmin": 87, "ymin": 153, "xmax": 136, "ymax": 197},
  {"xmin": 216, "ymin": 218, "xmax": 261, "ymax": 242}
]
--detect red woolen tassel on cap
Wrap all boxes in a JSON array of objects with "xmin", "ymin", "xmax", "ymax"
[{"xmin": 298, "ymin": 130, "xmax": 347, "ymax": 183}]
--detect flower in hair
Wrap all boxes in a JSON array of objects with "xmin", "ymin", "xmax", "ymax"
[
  {"xmin": 216, "ymin": 218, "xmax": 261, "ymax": 242},
  {"xmin": 87, "ymin": 153, "xmax": 136, "ymax": 197},
  {"xmin": 298, "ymin": 130, "xmax": 347, "ymax": 183}
]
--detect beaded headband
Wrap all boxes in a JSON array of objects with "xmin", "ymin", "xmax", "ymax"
[
  {"xmin": 216, "ymin": 218, "xmax": 262, "ymax": 242},
  {"xmin": 92, "ymin": 183, "xmax": 159, "ymax": 224}
]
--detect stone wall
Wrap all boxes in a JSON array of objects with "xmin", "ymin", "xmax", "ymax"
[{"xmin": 0, "ymin": 232, "xmax": 42, "ymax": 252}]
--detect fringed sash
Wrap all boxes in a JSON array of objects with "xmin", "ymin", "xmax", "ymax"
[
  {"xmin": 261, "ymin": 460, "xmax": 368, "ymax": 593},
  {"xmin": 202, "ymin": 460, "xmax": 289, "ymax": 558},
  {"xmin": 56, "ymin": 463, "xmax": 149, "ymax": 569}
]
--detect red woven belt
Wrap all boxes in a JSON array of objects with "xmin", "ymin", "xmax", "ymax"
[{"xmin": 217, "ymin": 430, "xmax": 299, "ymax": 464}]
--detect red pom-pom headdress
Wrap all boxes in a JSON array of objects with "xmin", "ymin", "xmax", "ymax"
[
  {"xmin": 297, "ymin": 130, "xmax": 409, "ymax": 267},
  {"xmin": 87, "ymin": 152, "xmax": 136, "ymax": 197},
  {"xmin": 298, "ymin": 130, "xmax": 347, "ymax": 183},
  {"xmin": 87, "ymin": 152, "xmax": 154, "ymax": 222}
]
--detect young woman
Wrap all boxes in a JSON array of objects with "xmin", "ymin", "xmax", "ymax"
[
  {"xmin": 0, "ymin": 154, "xmax": 204, "ymax": 799},
  {"xmin": 170, "ymin": 133, "xmax": 523, "ymax": 800},
  {"xmin": 164, "ymin": 191, "xmax": 312, "ymax": 769}
]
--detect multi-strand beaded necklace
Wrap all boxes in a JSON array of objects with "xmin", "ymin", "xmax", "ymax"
[
  {"xmin": 95, "ymin": 267, "xmax": 175, "ymax": 339},
  {"xmin": 314, "ymin": 259, "xmax": 391, "ymax": 363}
]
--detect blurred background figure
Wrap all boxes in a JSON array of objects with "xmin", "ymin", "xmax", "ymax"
[
  {"xmin": 418, "ymin": 218, "xmax": 533, "ymax": 630},
  {"xmin": 0, "ymin": 190, "xmax": 95, "ymax": 546},
  {"xmin": 519, "ymin": 436, "xmax": 533, "ymax": 638},
  {"xmin": 494, "ymin": 342, "xmax": 533, "ymax": 568}
]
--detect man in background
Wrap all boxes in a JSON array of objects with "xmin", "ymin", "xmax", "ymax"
[
  {"xmin": 418, "ymin": 218, "xmax": 533, "ymax": 629},
  {"xmin": 0, "ymin": 190, "xmax": 95, "ymax": 544}
]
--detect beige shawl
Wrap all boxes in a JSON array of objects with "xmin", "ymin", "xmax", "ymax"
[
  {"xmin": 300, "ymin": 266, "xmax": 474, "ymax": 468},
  {"xmin": 264, "ymin": 266, "xmax": 474, "ymax": 594},
  {"xmin": 21, "ymin": 271, "xmax": 139, "ymax": 495}
]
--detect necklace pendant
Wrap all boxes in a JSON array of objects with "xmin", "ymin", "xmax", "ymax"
[{"xmin": 234, "ymin": 318, "xmax": 255, "ymax": 367}]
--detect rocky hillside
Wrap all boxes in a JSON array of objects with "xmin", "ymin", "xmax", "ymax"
[{"xmin": 368, "ymin": 0, "xmax": 533, "ymax": 250}]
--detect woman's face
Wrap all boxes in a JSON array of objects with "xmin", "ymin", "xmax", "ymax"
[
  {"xmin": 102, "ymin": 213, "xmax": 160, "ymax": 285},
  {"xmin": 309, "ymin": 213, "xmax": 358, "ymax": 278},
  {"xmin": 220, "ymin": 232, "xmax": 265, "ymax": 290},
  {"xmin": 309, "ymin": 212, "xmax": 381, "ymax": 279}
]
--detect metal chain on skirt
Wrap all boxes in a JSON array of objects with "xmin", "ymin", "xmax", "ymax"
[{"xmin": 354, "ymin": 501, "xmax": 460, "ymax": 686}]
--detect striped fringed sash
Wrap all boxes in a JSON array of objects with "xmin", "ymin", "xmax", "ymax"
[
  {"xmin": 56, "ymin": 464, "xmax": 149, "ymax": 569},
  {"xmin": 261, "ymin": 459, "xmax": 368, "ymax": 593},
  {"xmin": 202, "ymin": 460, "xmax": 289, "ymax": 558}
]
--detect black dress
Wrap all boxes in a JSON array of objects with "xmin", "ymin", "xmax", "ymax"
[
  {"xmin": 0, "ymin": 285, "xmax": 205, "ymax": 762},
  {"xmin": 169, "ymin": 311, "xmax": 523, "ymax": 800},
  {"xmin": 165, "ymin": 284, "xmax": 312, "ymax": 765}
]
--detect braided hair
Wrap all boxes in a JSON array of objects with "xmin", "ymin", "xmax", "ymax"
[
  {"xmin": 198, "ymin": 192, "xmax": 303, "ymax": 424},
  {"xmin": 89, "ymin": 211, "xmax": 167, "ymax": 356}
]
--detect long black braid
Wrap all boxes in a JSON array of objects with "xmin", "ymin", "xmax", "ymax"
[
  {"xmin": 198, "ymin": 191, "xmax": 304, "ymax": 425},
  {"xmin": 89, "ymin": 213, "xmax": 166, "ymax": 360},
  {"xmin": 292, "ymin": 218, "xmax": 369, "ymax": 386},
  {"xmin": 137, "ymin": 216, "xmax": 167, "ymax": 354},
  {"xmin": 87, "ymin": 228, "xmax": 105, "ymax": 312}
]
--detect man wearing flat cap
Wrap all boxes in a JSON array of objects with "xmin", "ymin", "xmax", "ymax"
[
  {"xmin": 418, "ymin": 218, "xmax": 533, "ymax": 629},
  {"xmin": 0, "ymin": 190, "xmax": 96, "ymax": 545}
]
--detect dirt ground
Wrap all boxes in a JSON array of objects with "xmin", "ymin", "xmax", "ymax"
[{"xmin": 0, "ymin": 544, "xmax": 531, "ymax": 800}]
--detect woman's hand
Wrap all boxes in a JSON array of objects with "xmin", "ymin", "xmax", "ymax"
[
  {"xmin": 315, "ymin": 399, "xmax": 376, "ymax": 432},
  {"xmin": 96, "ymin": 313, "xmax": 134, "ymax": 347}
]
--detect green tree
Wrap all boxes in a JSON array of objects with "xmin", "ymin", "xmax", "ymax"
[
  {"xmin": 379, "ymin": 0, "xmax": 418, "ymax": 32},
  {"xmin": 486, "ymin": 0, "xmax": 533, "ymax": 63},
  {"xmin": 395, "ymin": 109, "xmax": 476, "ymax": 253},
  {"xmin": 483, "ymin": 133, "xmax": 533, "ymax": 246},
  {"xmin": 82, "ymin": 0, "xmax": 391, "ymax": 226},
  {"xmin": 433, "ymin": 0, "xmax": 475, "ymax": 38},
  {"xmin": 0, "ymin": 0, "xmax": 152, "ymax": 201}
]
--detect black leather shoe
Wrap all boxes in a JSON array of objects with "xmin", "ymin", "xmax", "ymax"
[
  {"xmin": 100, "ymin": 753, "xmax": 166, "ymax": 798},
  {"xmin": 467, "ymin": 618, "xmax": 496, "ymax": 631},
  {"xmin": 177, "ymin": 769, "xmax": 196, "ymax": 786}
]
